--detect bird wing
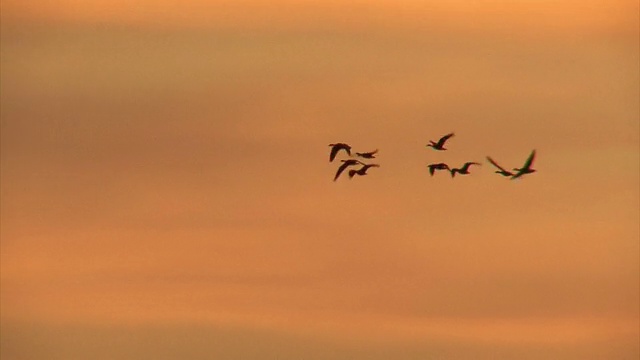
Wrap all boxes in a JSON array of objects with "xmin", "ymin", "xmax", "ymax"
[
  {"xmin": 521, "ymin": 149, "xmax": 536, "ymax": 169},
  {"xmin": 329, "ymin": 146, "xmax": 340, "ymax": 162},
  {"xmin": 356, "ymin": 149, "xmax": 378, "ymax": 158},
  {"xmin": 511, "ymin": 152, "xmax": 535, "ymax": 180},
  {"xmin": 436, "ymin": 132, "xmax": 455, "ymax": 147},
  {"xmin": 333, "ymin": 161, "xmax": 352, "ymax": 181},
  {"xmin": 329, "ymin": 143, "xmax": 351, "ymax": 162},
  {"xmin": 428, "ymin": 165, "xmax": 435, "ymax": 176},
  {"xmin": 461, "ymin": 162, "xmax": 480, "ymax": 171},
  {"xmin": 486, "ymin": 156, "xmax": 508, "ymax": 172},
  {"xmin": 343, "ymin": 144, "xmax": 352, "ymax": 156},
  {"xmin": 435, "ymin": 163, "xmax": 450, "ymax": 170}
]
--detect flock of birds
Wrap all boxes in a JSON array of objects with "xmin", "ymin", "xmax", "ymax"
[
  {"xmin": 328, "ymin": 132, "xmax": 537, "ymax": 181},
  {"xmin": 328, "ymin": 144, "xmax": 380, "ymax": 181}
]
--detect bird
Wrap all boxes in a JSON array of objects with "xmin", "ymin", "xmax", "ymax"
[
  {"xmin": 486, "ymin": 156, "xmax": 514, "ymax": 177},
  {"xmin": 427, "ymin": 162, "xmax": 450, "ymax": 176},
  {"xmin": 450, "ymin": 162, "xmax": 480, "ymax": 177},
  {"xmin": 328, "ymin": 143, "xmax": 352, "ymax": 162},
  {"xmin": 334, "ymin": 159, "xmax": 365, "ymax": 181},
  {"xmin": 426, "ymin": 132, "xmax": 455, "ymax": 150},
  {"xmin": 355, "ymin": 149, "xmax": 378, "ymax": 159},
  {"xmin": 511, "ymin": 150, "xmax": 536, "ymax": 180},
  {"xmin": 348, "ymin": 163, "xmax": 380, "ymax": 179}
]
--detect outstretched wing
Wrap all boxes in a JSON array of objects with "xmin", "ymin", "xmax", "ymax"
[
  {"xmin": 428, "ymin": 165, "xmax": 435, "ymax": 176},
  {"xmin": 436, "ymin": 132, "xmax": 455, "ymax": 147},
  {"xmin": 521, "ymin": 149, "xmax": 536, "ymax": 170},
  {"xmin": 486, "ymin": 156, "xmax": 508, "ymax": 172},
  {"xmin": 461, "ymin": 162, "xmax": 480, "ymax": 171},
  {"xmin": 333, "ymin": 161, "xmax": 351, "ymax": 181},
  {"xmin": 329, "ymin": 143, "xmax": 351, "ymax": 162},
  {"xmin": 356, "ymin": 149, "xmax": 378, "ymax": 158},
  {"xmin": 333, "ymin": 159, "xmax": 363, "ymax": 181}
]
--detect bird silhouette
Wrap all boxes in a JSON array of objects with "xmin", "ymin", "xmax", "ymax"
[
  {"xmin": 328, "ymin": 143, "xmax": 352, "ymax": 162},
  {"xmin": 427, "ymin": 162, "xmax": 450, "ymax": 176},
  {"xmin": 426, "ymin": 132, "xmax": 455, "ymax": 150},
  {"xmin": 511, "ymin": 150, "xmax": 536, "ymax": 179},
  {"xmin": 334, "ymin": 159, "xmax": 365, "ymax": 181},
  {"xmin": 348, "ymin": 163, "xmax": 380, "ymax": 178},
  {"xmin": 355, "ymin": 149, "xmax": 378, "ymax": 159},
  {"xmin": 450, "ymin": 162, "xmax": 480, "ymax": 177},
  {"xmin": 486, "ymin": 156, "xmax": 514, "ymax": 177}
]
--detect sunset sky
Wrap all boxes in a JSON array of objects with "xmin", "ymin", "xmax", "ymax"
[{"xmin": 1, "ymin": 0, "xmax": 639, "ymax": 359}]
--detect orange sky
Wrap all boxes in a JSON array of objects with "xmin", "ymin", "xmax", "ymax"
[
  {"xmin": 1, "ymin": 1, "xmax": 639, "ymax": 359},
  {"xmin": 2, "ymin": 0, "xmax": 638, "ymax": 34}
]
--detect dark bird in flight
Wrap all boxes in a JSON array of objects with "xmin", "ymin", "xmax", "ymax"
[
  {"xmin": 426, "ymin": 132, "xmax": 455, "ymax": 150},
  {"xmin": 486, "ymin": 156, "xmax": 514, "ymax": 177},
  {"xmin": 328, "ymin": 143, "xmax": 352, "ymax": 162},
  {"xmin": 450, "ymin": 162, "xmax": 480, "ymax": 177},
  {"xmin": 348, "ymin": 163, "xmax": 380, "ymax": 179},
  {"xmin": 355, "ymin": 149, "xmax": 378, "ymax": 159},
  {"xmin": 427, "ymin": 162, "xmax": 450, "ymax": 176},
  {"xmin": 334, "ymin": 159, "xmax": 365, "ymax": 181},
  {"xmin": 511, "ymin": 150, "xmax": 537, "ymax": 180}
]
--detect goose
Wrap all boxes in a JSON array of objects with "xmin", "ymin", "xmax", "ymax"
[
  {"xmin": 450, "ymin": 162, "xmax": 480, "ymax": 177},
  {"xmin": 426, "ymin": 132, "xmax": 454, "ymax": 150},
  {"xmin": 486, "ymin": 156, "xmax": 514, "ymax": 177},
  {"xmin": 328, "ymin": 143, "xmax": 352, "ymax": 162},
  {"xmin": 511, "ymin": 150, "xmax": 536, "ymax": 180},
  {"xmin": 355, "ymin": 149, "xmax": 378, "ymax": 159},
  {"xmin": 334, "ymin": 159, "xmax": 364, "ymax": 181},
  {"xmin": 348, "ymin": 163, "xmax": 380, "ymax": 178},
  {"xmin": 427, "ymin": 162, "xmax": 450, "ymax": 176}
]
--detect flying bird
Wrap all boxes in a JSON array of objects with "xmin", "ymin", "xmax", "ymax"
[
  {"xmin": 427, "ymin": 163, "xmax": 450, "ymax": 176},
  {"xmin": 511, "ymin": 150, "xmax": 537, "ymax": 180},
  {"xmin": 355, "ymin": 149, "xmax": 378, "ymax": 159},
  {"xmin": 328, "ymin": 143, "xmax": 352, "ymax": 162},
  {"xmin": 334, "ymin": 159, "xmax": 365, "ymax": 181},
  {"xmin": 426, "ymin": 132, "xmax": 455, "ymax": 150},
  {"xmin": 348, "ymin": 163, "xmax": 380, "ymax": 179},
  {"xmin": 486, "ymin": 156, "xmax": 514, "ymax": 177},
  {"xmin": 450, "ymin": 162, "xmax": 480, "ymax": 177}
]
